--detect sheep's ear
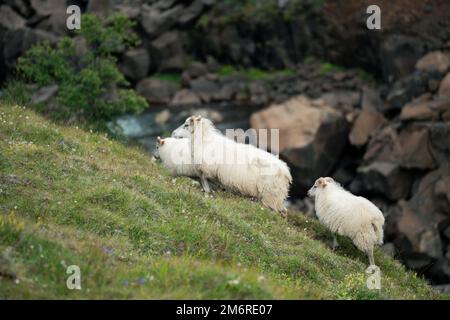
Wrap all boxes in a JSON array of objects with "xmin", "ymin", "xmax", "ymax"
[
  {"xmin": 317, "ymin": 177, "xmax": 325, "ymax": 187},
  {"xmin": 156, "ymin": 136, "xmax": 165, "ymax": 146},
  {"xmin": 325, "ymin": 177, "xmax": 334, "ymax": 184}
]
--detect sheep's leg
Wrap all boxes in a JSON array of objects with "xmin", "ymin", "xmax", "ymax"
[
  {"xmin": 280, "ymin": 207, "xmax": 288, "ymax": 218},
  {"xmin": 367, "ymin": 248, "xmax": 375, "ymax": 267},
  {"xmin": 332, "ymin": 234, "xmax": 339, "ymax": 250},
  {"xmin": 200, "ymin": 174, "xmax": 211, "ymax": 194}
]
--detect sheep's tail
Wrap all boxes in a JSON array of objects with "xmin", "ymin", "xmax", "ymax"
[{"xmin": 257, "ymin": 159, "xmax": 292, "ymax": 212}]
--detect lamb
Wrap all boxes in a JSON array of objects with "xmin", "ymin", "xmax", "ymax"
[
  {"xmin": 155, "ymin": 136, "xmax": 197, "ymax": 178},
  {"xmin": 308, "ymin": 177, "xmax": 385, "ymax": 267},
  {"xmin": 182, "ymin": 115, "xmax": 292, "ymax": 215}
]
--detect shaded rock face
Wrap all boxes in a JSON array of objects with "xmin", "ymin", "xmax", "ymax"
[
  {"xmin": 250, "ymin": 96, "xmax": 349, "ymax": 194},
  {"xmin": 136, "ymin": 78, "xmax": 177, "ymax": 105}
]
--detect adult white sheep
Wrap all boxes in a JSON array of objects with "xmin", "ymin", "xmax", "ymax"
[
  {"xmin": 182, "ymin": 115, "xmax": 292, "ymax": 216},
  {"xmin": 308, "ymin": 177, "xmax": 385, "ymax": 267},
  {"xmin": 155, "ymin": 136, "xmax": 197, "ymax": 178}
]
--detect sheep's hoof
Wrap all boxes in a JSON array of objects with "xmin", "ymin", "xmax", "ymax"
[{"xmin": 279, "ymin": 210, "xmax": 288, "ymax": 219}]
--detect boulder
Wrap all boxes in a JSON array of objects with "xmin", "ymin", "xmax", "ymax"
[
  {"xmin": 438, "ymin": 73, "xmax": 450, "ymax": 98},
  {"xmin": 87, "ymin": 0, "xmax": 111, "ymax": 17},
  {"xmin": 361, "ymin": 86, "xmax": 384, "ymax": 111},
  {"xmin": 249, "ymin": 81, "xmax": 269, "ymax": 106},
  {"xmin": 185, "ymin": 61, "xmax": 208, "ymax": 79},
  {"xmin": 397, "ymin": 128, "xmax": 436, "ymax": 170},
  {"xmin": 31, "ymin": 85, "xmax": 58, "ymax": 104},
  {"xmin": 386, "ymin": 70, "xmax": 442, "ymax": 114},
  {"xmin": 3, "ymin": 27, "xmax": 58, "ymax": 69},
  {"xmin": 380, "ymin": 34, "xmax": 426, "ymax": 83},
  {"xmin": 250, "ymin": 96, "xmax": 349, "ymax": 194},
  {"xmin": 140, "ymin": 4, "xmax": 183, "ymax": 39},
  {"xmin": 357, "ymin": 161, "xmax": 412, "ymax": 201},
  {"xmin": 150, "ymin": 31, "xmax": 185, "ymax": 72},
  {"xmin": 0, "ymin": 5, "xmax": 26, "ymax": 30},
  {"xmin": 395, "ymin": 198, "xmax": 444, "ymax": 258},
  {"xmin": 190, "ymin": 77, "xmax": 220, "ymax": 103},
  {"xmin": 30, "ymin": 0, "xmax": 65, "ymax": 15},
  {"xmin": 319, "ymin": 90, "xmax": 360, "ymax": 112},
  {"xmin": 177, "ymin": 0, "xmax": 204, "ymax": 25},
  {"xmin": 4, "ymin": 0, "xmax": 30, "ymax": 17},
  {"xmin": 349, "ymin": 108, "xmax": 386, "ymax": 146},
  {"xmin": 119, "ymin": 48, "xmax": 150, "ymax": 82},
  {"xmin": 399, "ymin": 96, "xmax": 446, "ymax": 121},
  {"xmin": 170, "ymin": 89, "xmax": 201, "ymax": 106},
  {"xmin": 416, "ymin": 51, "xmax": 450, "ymax": 73},
  {"xmin": 136, "ymin": 78, "xmax": 177, "ymax": 105},
  {"xmin": 364, "ymin": 122, "xmax": 436, "ymax": 170}
]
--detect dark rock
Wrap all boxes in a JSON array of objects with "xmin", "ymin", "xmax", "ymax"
[
  {"xmin": 439, "ymin": 73, "xmax": 450, "ymax": 98},
  {"xmin": 319, "ymin": 90, "xmax": 360, "ymax": 112},
  {"xmin": 136, "ymin": 78, "xmax": 177, "ymax": 105},
  {"xmin": 185, "ymin": 61, "xmax": 208, "ymax": 79},
  {"xmin": 250, "ymin": 96, "xmax": 349, "ymax": 194},
  {"xmin": 386, "ymin": 70, "xmax": 442, "ymax": 114},
  {"xmin": 87, "ymin": 0, "xmax": 111, "ymax": 17},
  {"xmin": 0, "ymin": 5, "xmax": 26, "ymax": 30},
  {"xmin": 190, "ymin": 77, "xmax": 220, "ymax": 103},
  {"xmin": 249, "ymin": 81, "xmax": 269, "ymax": 106},
  {"xmin": 357, "ymin": 161, "xmax": 412, "ymax": 200},
  {"xmin": 361, "ymin": 86, "xmax": 384, "ymax": 111},
  {"xmin": 114, "ymin": 4, "xmax": 140, "ymax": 19},
  {"xmin": 380, "ymin": 34, "xmax": 426, "ymax": 83},
  {"xmin": 3, "ymin": 27, "xmax": 58, "ymax": 69},
  {"xmin": 426, "ymin": 259, "xmax": 450, "ymax": 283},
  {"xmin": 119, "ymin": 48, "xmax": 150, "ymax": 82},
  {"xmin": 30, "ymin": 0, "xmax": 65, "ymax": 15},
  {"xmin": 150, "ymin": 31, "xmax": 185, "ymax": 72},
  {"xmin": 177, "ymin": 0, "xmax": 204, "ymax": 25},
  {"xmin": 170, "ymin": 89, "xmax": 201, "ymax": 106},
  {"xmin": 403, "ymin": 252, "xmax": 434, "ymax": 271},
  {"xmin": 429, "ymin": 123, "xmax": 450, "ymax": 153},
  {"xmin": 31, "ymin": 85, "xmax": 58, "ymax": 104},
  {"xmin": 4, "ymin": 0, "xmax": 30, "ymax": 17},
  {"xmin": 140, "ymin": 4, "xmax": 183, "ymax": 39},
  {"xmin": 397, "ymin": 128, "xmax": 436, "ymax": 170}
]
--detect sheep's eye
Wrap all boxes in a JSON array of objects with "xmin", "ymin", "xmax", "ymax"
[
  {"xmin": 184, "ymin": 123, "xmax": 188, "ymax": 128},
  {"xmin": 314, "ymin": 186, "xmax": 317, "ymax": 188}
]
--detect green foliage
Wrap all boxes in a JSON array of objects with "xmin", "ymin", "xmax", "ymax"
[
  {"xmin": 0, "ymin": 103, "xmax": 446, "ymax": 299},
  {"xmin": 9, "ymin": 13, "xmax": 146, "ymax": 125},
  {"xmin": 151, "ymin": 73, "xmax": 182, "ymax": 87},
  {"xmin": 217, "ymin": 65, "xmax": 296, "ymax": 81}
]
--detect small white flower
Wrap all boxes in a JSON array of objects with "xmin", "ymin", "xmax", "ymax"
[{"xmin": 227, "ymin": 278, "xmax": 240, "ymax": 286}]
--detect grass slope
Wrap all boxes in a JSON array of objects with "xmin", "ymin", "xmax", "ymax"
[{"xmin": 0, "ymin": 103, "xmax": 446, "ymax": 299}]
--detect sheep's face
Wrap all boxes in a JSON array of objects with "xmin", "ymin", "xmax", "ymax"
[
  {"xmin": 171, "ymin": 124, "xmax": 190, "ymax": 138},
  {"xmin": 182, "ymin": 115, "xmax": 202, "ymax": 134},
  {"xmin": 308, "ymin": 177, "xmax": 334, "ymax": 197},
  {"xmin": 154, "ymin": 136, "xmax": 165, "ymax": 160}
]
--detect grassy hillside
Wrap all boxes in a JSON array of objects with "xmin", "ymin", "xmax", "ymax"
[{"xmin": 0, "ymin": 103, "xmax": 446, "ymax": 299}]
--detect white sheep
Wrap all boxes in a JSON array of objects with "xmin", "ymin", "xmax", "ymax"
[
  {"xmin": 183, "ymin": 115, "xmax": 292, "ymax": 215},
  {"xmin": 155, "ymin": 136, "xmax": 197, "ymax": 178},
  {"xmin": 308, "ymin": 177, "xmax": 385, "ymax": 267}
]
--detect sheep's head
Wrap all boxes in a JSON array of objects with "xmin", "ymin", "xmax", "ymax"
[
  {"xmin": 308, "ymin": 177, "xmax": 334, "ymax": 197},
  {"xmin": 181, "ymin": 115, "xmax": 203, "ymax": 134},
  {"xmin": 153, "ymin": 136, "xmax": 165, "ymax": 160}
]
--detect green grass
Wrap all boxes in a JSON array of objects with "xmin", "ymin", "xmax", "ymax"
[
  {"xmin": 151, "ymin": 73, "xmax": 181, "ymax": 88},
  {"xmin": 0, "ymin": 103, "xmax": 446, "ymax": 299},
  {"xmin": 217, "ymin": 65, "xmax": 296, "ymax": 81}
]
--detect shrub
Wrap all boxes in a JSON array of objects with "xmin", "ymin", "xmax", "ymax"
[{"xmin": 10, "ymin": 13, "xmax": 147, "ymax": 124}]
